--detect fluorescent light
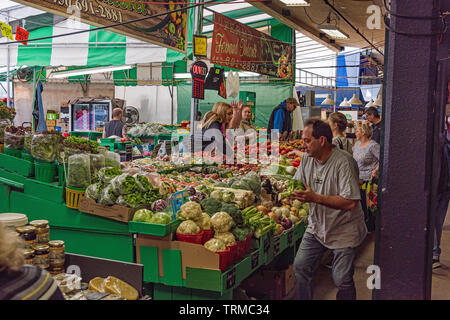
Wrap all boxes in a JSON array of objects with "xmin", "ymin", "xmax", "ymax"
[
  {"xmin": 50, "ymin": 65, "xmax": 134, "ymax": 78},
  {"xmin": 318, "ymin": 25, "xmax": 349, "ymax": 39},
  {"xmin": 174, "ymin": 71, "xmax": 260, "ymax": 79},
  {"xmin": 279, "ymin": 0, "xmax": 310, "ymax": 6}
]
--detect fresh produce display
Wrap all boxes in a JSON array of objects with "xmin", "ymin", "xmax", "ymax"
[
  {"xmin": 176, "ymin": 201, "xmax": 202, "ymax": 221},
  {"xmin": 128, "ymin": 123, "xmax": 173, "ymax": 137},
  {"xmin": 4, "ymin": 126, "xmax": 27, "ymax": 150},
  {"xmin": 132, "ymin": 209, "xmax": 154, "ymax": 222},
  {"xmin": 97, "ymin": 167, "xmax": 123, "ymax": 185},
  {"xmin": 90, "ymin": 154, "xmax": 105, "ymax": 179},
  {"xmin": 24, "ymin": 131, "xmax": 33, "ymax": 153},
  {"xmin": 204, "ymin": 238, "xmax": 227, "ymax": 253},
  {"xmin": 279, "ymin": 179, "xmax": 306, "ymax": 200},
  {"xmin": 0, "ymin": 119, "xmax": 10, "ymax": 143},
  {"xmin": 210, "ymin": 187, "xmax": 255, "ymax": 209},
  {"xmin": 214, "ymin": 232, "xmax": 236, "ymax": 246},
  {"xmin": 210, "ymin": 212, "xmax": 234, "ymax": 233},
  {"xmin": 195, "ymin": 213, "xmax": 212, "ymax": 230},
  {"xmin": 67, "ymin": 154, "xmax": 91, "ymax": 189},
  {"xmin": 149, "ymin": 212, "xmax": 172, "ymax": 224},
  {"xmin": 105, "ymin": 151, "xmax": 121, "ymax": 169},
  {"xmin": 31, "ymin": 131, "xmax": 62, "ymax": 162},
  {"xmin": 0, "ymin": 104, "xmax": 15, "ymax": 121},
  {"xmin": 231, "ymin": 226, "xmax": 251, "ymax": 242},
  {"xmin": 177, "ymin": 220, "xmax": 201, "ymax": 235}
]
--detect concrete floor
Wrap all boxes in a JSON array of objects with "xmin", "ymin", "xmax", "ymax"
[{"xmin": 300, "ymin": 205, "xmax": 450, "ymax": 300}]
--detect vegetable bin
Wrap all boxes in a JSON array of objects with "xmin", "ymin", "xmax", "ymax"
[
  {"xmin": 65, "ymin": 186, "xmax": 85, "ymax": 209},
  {"xmin": 34, "ymin": 161, "xmax": 57, "ymax": 183},
  {"xmin": 4, "ymin": 147, "xmax": 22, "ymax": 158}
]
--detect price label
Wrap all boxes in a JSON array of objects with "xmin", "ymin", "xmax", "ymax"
[
  {"xmin": 251, "ymin": 252, "xmax": 259, "ymax": 269},
  {"xmin": 226, "ymin": 268, "xmax": 236, "ymax": 289},
  {"xmin": 1, "ymin": 22, "xmax": 13, "ymax": 40},
  {"xmin": 15, "ymin": 26, "xmax": 29, "ymax": 45},
  {"xmin": 193, "ymin": 35, "xmax": 207, "ymax": 58},
  {"xmin": 273, "ymin": 237, "xmax": 281, "ymax": 255}
]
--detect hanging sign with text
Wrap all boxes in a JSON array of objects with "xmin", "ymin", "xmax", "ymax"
[
  {"xmin": 0, "ymin": 22, "xmax": 14, "ymax": 40},
  {"xmin": 210, "ymin": 13, "xmax": 292, "ymax": 79},
  {"xmin": 15, "ymin": 26, "xmax": 30, "ymax": 45},
  {"xmin": 12, "ymin": 0, "xmax": 189, "ymax": 52}
]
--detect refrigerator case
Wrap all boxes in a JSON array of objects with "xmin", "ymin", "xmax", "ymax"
[{"xmin": 69, "ymin": 100, "xmax": 113, "ymax": 132}]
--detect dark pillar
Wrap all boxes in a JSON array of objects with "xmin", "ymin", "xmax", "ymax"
[{"xmin": 373, "ymin": 0, "xmax": 441, "ymax": 299}]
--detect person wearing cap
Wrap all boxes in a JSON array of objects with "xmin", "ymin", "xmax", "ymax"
[{"xmin": 267, "ymin": 97, "xmax": 299, "ymax": 140}]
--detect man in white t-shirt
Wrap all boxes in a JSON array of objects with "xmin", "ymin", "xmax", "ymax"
[{"xmin": 291, "ymin": 118, "xmax": 367, "ymax": 300}]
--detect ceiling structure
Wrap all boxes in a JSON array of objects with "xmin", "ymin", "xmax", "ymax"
[{"xmin": 249, "ymin": 0, "xmax": 386, "ymax": 66}]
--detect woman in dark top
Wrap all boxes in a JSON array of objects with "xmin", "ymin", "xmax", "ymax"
[{"xmin": 0, "ymin": 224, "xmax": 65, "ymax": 300}]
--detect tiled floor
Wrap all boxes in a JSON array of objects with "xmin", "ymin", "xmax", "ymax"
[{"xmin": 295, "ymin": 204, "xmax": 450, "ymax": 300}]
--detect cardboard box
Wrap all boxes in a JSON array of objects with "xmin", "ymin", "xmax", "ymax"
[
  {"xmin": 78, "ymin": 197, "xmax": 147, "ymax": 223},
  {"xmin": 135, "ymin": 235, "xmax": 222, "ymax": 280},
  {"xmin": 262, "ymin": 265, "xmax": 295, "ymax": 297},
  {"xmin": 240, "ymin": 269, "xmax": 283, "ymax": 300}
]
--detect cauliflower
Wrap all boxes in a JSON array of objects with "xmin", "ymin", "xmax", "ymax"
[
  {"xmin": 195, "ymin": 213, "xmax": 212, "ymax": 230},
  {"xmin": 177, "ymin": 220, "xmax": 201, "ymax": 235},
  {"xmin": 214, "ymin": 232, "xmax": 236, "ymax": 246},
  {"xmin": 210, "ymin": 211, "xmax": 234, "ymax": 233},
  {"xmin": 178, "ymin": 201, "xmax": 203, "ymax": 220},
  {"xmin": 204, "ymin": 238, "xmax": 227, "ymax": 253}
]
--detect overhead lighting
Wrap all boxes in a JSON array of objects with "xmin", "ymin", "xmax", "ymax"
[
  {"xmin": 349, "ymin": 93, "xmax": 363, "ymax": 105},
  {"xmin": 339, "ymin": 97, "xmax": 351, "ymax": 107},
  {"xmin": 318, "ymin": 25, "xmax": 349, "ymax": 39},
  {"xmin": 279, "ymin": 0, "xmax": 310, "ymax": 6},
  {"xmin": 321, "ymin": 94, "xmax": 335, "ymax": 106},
  {"xmin": 50, "ymin": 65, "xmax": 134, "ymax": 79}
]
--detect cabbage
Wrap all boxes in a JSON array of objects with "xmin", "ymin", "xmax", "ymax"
[
  {"xmin": 195, "ymin": 213, "xmax": 211, "ymax": 230},
  {"xmin": 177, "ymin": 220, "xmax": 201, "ymax": 235},
  {"xmin": 210, "ymin": 212, "xmax": 234, "ymax": 233},
  {"xmin": 178, "ymin": 201, "xmax": 202, "ymax": 220},
  {"xmin": 133, "ymin": 209, "xmax": 153, "ymax": 222},
  {"xmin": 149, "ymin": 212, "xmax": 172, "ymax": 225},
  {"xmin": 214, "ymin": 232, "xmax": 236, "ymax": 246},
  {"xmin": 204, "ymin": 238, "xmax": 227, "ymax": 253}
]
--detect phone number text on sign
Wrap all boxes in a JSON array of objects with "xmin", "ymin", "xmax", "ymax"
[{"xmin": 53, "ymin": 0, "xmax": 127, "ymax": 23}]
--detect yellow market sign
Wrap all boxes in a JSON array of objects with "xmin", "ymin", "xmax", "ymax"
[
  {"xmin": 0, "ymin": 22, "xmax": 14, "ymax": 40},
  {"xmin": 13, "ymin": 0, "xmax": 189, "ymax": 53}
]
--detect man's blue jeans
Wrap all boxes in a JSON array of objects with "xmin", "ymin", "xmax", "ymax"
[
  {"xmin": 434, "ymin": 193, "xmax": 450, "ymax": 260},
  {"xmin": 293, "ymin": 232, "xmax": 357, "ymax": 300}
]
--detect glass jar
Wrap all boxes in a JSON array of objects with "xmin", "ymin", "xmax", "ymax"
[
  {"xmin": 16, "ymin": 226, "xmax": 37, "ymax": 249},
  {"xmin": 33, "ymin": 244, "xmax": 50, "ymax": 269},
  {"xmin": 23, "ymin": 248, "xmax": 35, "ymax": 265},
  {"xmin": 30, "ymin": 220, "xmax": 50, "ymax": 244},
  {"xmin": 48, "ymin": 240, "xmax": 65, "ymax": 268}
]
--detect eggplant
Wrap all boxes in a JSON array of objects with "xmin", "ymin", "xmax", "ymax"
[{"xmin": 281, "ymin": 217, "xmax": 293, "ymax": 230}]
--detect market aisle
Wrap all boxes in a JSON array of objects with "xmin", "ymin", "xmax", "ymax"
[{"xmin": 303, "ymin": 202, "xmax": 450, "ymax": 300}]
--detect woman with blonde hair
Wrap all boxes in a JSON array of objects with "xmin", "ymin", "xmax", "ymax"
[
  {"xmin": 0, "ymin": 223, "xmax": 64, "ymax": 300},
  {"xmin": 200, "ymin": 100, "xmax": 243, "ymax": 152},
  {"xmin": 328, "ymin": 112, "xmax": 353, "ymax": 155}
]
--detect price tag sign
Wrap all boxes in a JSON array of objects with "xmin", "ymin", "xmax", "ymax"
[
  {"xmin": 190, "ymin": 61, "xmax": 208, "ymax": 100},
  {"xmin": 15, "ymin": 26, "xmax": 29, "ymax": 46},
  {"xmin": 1, "ymin": 22, "xmax": 13, "ymax": 40},
  {"xmin": 226, "ymin": 268, "xmax": 236, "ymax": 289},
  {"xmin": 193, "ymin": 35, "xmax": 207, "ymax": 58}
]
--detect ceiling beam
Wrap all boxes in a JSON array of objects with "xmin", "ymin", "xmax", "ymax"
[{"xmin": 249, "ymin": 1, "xmax": 343, "ymax": 52}]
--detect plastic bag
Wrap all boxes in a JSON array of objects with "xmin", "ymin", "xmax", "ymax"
[
  {"xmin": 0, "ymin": 119, "xmax": 10, "ymax": 143},
  {"xmin": 24, "ymin": 131, "xmax": 33, "ymax": 153},
  {"xmin": 90, "ymin": 153, "xmax": 105, "ymax": 177},
  {"xmin": 104, "ymin": 151, "xmax": 121, "ymax": 169},
  {"xmin": 4, "ymin": 127, "xmax": 25, "ymax": 150},
  {"xmin": 97, "ymin": 167, "xmax": 122, "ymax": 185},
  {"xmin": 226, "ymin": 71, "xmax": 240, "ymax": 98},
  {"xmin": 67, "ymin": 154, "xmax": 91, "ymax": 189},
  {"xmin": 133, "ymin": 173, "xmax": 154, "ymax": 192},
  {"xmin": 110, "ymin": 173, "xmax": 139, "ymax": 195},
  {"xmin": 99, "ymin": 184, "xmax": 118, "ymax": 205},
  {"xmin": 31, "ymin": 132, "xmax": 61, "ymax": 162},
  {"xmin": 116, "ymin": 194, "xmax": 145, "ymax": 208},
  {"xmin": 85, "ymin": 183, "xmax": 101, "ymax": 201}
]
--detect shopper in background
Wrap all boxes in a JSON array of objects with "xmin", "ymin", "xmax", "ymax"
[
  {"xmin": 291, "ymin": 119, "xmax": 367, "ymax": 300},
  {"xmin": 352, "ymin": 124, "xmax": 380, "ymax": 232},
  {"xmin": 240, "ymin": 106, "xmax": 257, "ymax": 132},
  {"xmin": 198, "ymin": 100, "xmax": 243, "ymax": 153},
  {"xmin": 102, "ymin": 108, "xmax": 127, "ymax": 139},
  {"xmin": 328, "ymin": 112, "xmax": 353, "ymax": 155},
  {"xmin": 0, "ymin": 224, "xmax": 65, "ymax": 300},
  {"xmin": 365, "ymin": 107, "xmax": 382, "ymax": 144},
  {"xmin": 432, "ymin": 129, "xmax": 450, "ymax": 269},
  {"xmin": 267, "ymin": 97, "xmax": 299, "ymax": 140}
]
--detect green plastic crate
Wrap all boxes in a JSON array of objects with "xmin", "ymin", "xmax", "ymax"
[
  {"xmin": 35, "ymin": 161, "xmax": 57, "ymax": 183},
  {"xmin": 100, "ymin": 138, "xmax": 115, "ymax": 143},
  {"xmin": 0, "ymin": 153, "xmax": 34, "ymax": 177},
  {"xmin": 4, "ymin": 147, "xmax": 22, "ymax": 158},
  {"xmin": 129, "ymin": 219, "xmax": 181, "ymax": 237},
  {"xmin": 57, "ymin": 164, "xmax": 66, "ymax": 186},
  {"xmin": 70, "ymin": 131, "xmax": 102, "ymax": 141}
]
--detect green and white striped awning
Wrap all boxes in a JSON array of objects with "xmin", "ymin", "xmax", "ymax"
[{"xmin": 0, "ymin": 19, "xmax": 185, "ymax": 68}]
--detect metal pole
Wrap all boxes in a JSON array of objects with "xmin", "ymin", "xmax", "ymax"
[
  {"xmin": 6, "ymin": 10, "xmax": 10, "ymax": 109},
  {"xmin": 333, "ymin": 53, "xmax": 337, "ymax": 112},
  {"xmin": 190, "ymin": 0, "xmax": 201, "ymax": 137}
]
